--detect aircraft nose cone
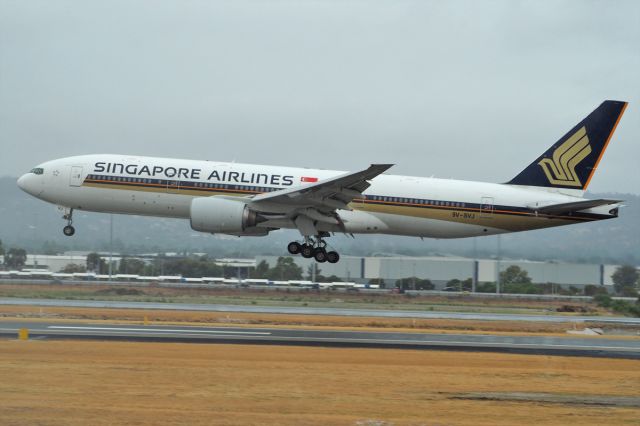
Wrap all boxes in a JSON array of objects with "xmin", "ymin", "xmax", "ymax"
[
  {"xmin": 17, "ymin": 173, "xmax": 39, "ymax": 196},
  {"xmin": 17, "ymin": 174, "xmax": 28, "ymax": 191}
]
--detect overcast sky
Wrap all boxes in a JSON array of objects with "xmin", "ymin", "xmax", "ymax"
[{"xmin": 1, "ymin": 0, "xmax": 638, "ymax": 193}]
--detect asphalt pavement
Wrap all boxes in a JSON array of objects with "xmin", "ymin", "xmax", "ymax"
[
  {"xmin": 1, "ymin": 320, "xmax": 638, "ymax": 359},
  {"xmin": 2, "ymin": 297, "xmax": 640, "ymax": 324}
]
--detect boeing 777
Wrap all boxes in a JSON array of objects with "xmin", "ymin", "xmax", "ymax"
[{"xmin": 17, "ymin": 100, "xmax": 627, "ymax": 263}]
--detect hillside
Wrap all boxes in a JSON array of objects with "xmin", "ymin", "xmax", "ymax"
[{"xmin": 1, "ymin": 176, "xmax": 638, "ymax": 263}]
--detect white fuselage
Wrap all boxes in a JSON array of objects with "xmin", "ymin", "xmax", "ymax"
[{"xmin": 17, "ymin": 154, "xmax": 615, "ymax": 239}]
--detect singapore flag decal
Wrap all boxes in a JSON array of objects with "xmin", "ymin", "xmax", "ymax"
[{"xmin": 301, "ymin": 176, "xmax": 318, "ymax": 183}]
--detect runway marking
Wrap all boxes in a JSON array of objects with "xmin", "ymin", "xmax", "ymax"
[
  {"xmin": 47, "ymin": 326, "xmax": 271, "ymax": 335},
  {"xmin": 260, "ymin": 336, "xmax": 640, "ymax": 351}
]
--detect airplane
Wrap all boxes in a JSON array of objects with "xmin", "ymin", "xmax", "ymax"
[{"xmin": 17, "ymin": 100, "xmax": 627, "ymax": 263}]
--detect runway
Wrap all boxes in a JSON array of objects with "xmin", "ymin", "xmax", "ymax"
[
  {"xmin": 1, "ymin": 320, "xmax": 638, "ymax": 359},
  {"xmin": 2, "ymin": 297, "xmax": 640, "ymax": 324}
]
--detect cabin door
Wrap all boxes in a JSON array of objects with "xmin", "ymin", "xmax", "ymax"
[
  {"xmin": 69, "ymin": 166, "xmax": 83, "ymax": 187},
  {"xmin": 480, "ymin": 196, "xmax": 494, "ymax": 218}
]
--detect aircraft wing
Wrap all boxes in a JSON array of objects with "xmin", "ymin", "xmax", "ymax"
[
  {"xmin": 534, "ymin": 199, "xmax": 622, "ymax": 215},
  {"xmin": 251, "ymin": 164, "xmax": 393, "ymax": 212}
]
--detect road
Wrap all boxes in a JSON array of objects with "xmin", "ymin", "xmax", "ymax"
[
  {"xmin": 1, "ymin": 320, "xmax": 638, "ymax": 359},
  {"xmin": 2, "ymin": 297, "xmax": 640, "ymax": 324}
]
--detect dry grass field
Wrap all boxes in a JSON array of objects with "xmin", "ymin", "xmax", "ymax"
[
  {"xmin": 0, "ymin": 282, "xmax": 608, "ymax": 315},
  {"xmin": 1, "ymin": 339, "xmax": 639, "ymax": 426}
]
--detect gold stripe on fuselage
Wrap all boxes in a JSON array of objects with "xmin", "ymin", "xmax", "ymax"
[
  {"xmin": 352, "ymin": 200, "xmax": 589, "ymax": 232},
  {"xmin": 83, "ymin": 181, "xmax": 258, "ymax": 196},
  {"xmin": 82, "ymin": 181, "xmax": 594, "ymax": 232}
]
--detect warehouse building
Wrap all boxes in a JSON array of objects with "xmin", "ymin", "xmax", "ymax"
[
  {"xmin": 3, "ymin": 252, "xmax": 630, "ymax": 292},
  {"xmin": 256, "ymin": 255, "xmax": 623, "ymax": 290}
]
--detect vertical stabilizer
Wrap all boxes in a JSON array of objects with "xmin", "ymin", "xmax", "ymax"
[{"xmin": 507, "ymin": 101, "xmax": 627, "ymax": 190}]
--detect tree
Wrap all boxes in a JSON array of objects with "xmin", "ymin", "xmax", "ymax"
[
  {"xmin": 477, "ymin": 282, "xmax": 496, "ymax": 293},
  {"xmin": 5, "ymin": 248, "xmax": 27, "ymax": 270},
  {"xmin": 503, "ymin": 282, "xmax": 543, "ymax": 295},
  {"xmin": 60, "ymin": 263, "xmax": 86, "ymax": 273},
  {"xmin": 266, "ymin": 257, "xmax": 302, "ymax": 281},
  {"xmin": 500, "ymin": 265, "xmax": 532, "ymax": 285},
  {"xmin": 86, "ymin": 252, "xmax": 107, "ymax": 273},
  {"xmin": 304, "ymin": 264, "xmax": 339, "ymax": 282},
  {"xmin": 396, "ymin": 277, "xmax": 434, "ymax": 290},
  {"xmin": 0, "ymin": 239, "xmax": 4, "ymax": 267},
  {"xmin": 612, "ymin": 265, "xmax": 639, "ymax": 296},
  {"xmin": 560, "ymin": 285, "xmax": 582, "ymax": 296},
  {"xmin": 306, "ymin": 264, "xmax": 319, "ymax": 281},
  {"xmin": 251, "ymin": 260, "xmax": 270, "ymax": 279},
  {"xmin": 118, "ymin": 257, "xmax": 147, "ymax": 275},
  {"xmin": 445, "ymin": 278, "xmax": 472, "ymax": 291},
  {"xmin": 162, "ymin": 256, "xmax": 223, "ymax": 278},
  {"xmin": 584, "ymin": 284, "xmax": 608, "ymax": 297}
]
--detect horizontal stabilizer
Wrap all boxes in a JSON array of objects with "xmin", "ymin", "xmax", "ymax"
[{"xmin": 533, "ymin": 199, "xmax": 621, "ymax": 215}]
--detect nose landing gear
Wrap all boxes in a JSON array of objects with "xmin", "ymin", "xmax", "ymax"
[
  {"xmin": 62, "ymin": 208, "xmax": 75, "ymax": 236},
  {"xmin": 63, "ymin": 225, "xmax": 75, "ymax": 236},
  {"xmin": 287, "ymin": 236, "xmax": 340, "ymax": 263}
]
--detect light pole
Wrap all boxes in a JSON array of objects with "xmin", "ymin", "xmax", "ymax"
[
  {"xmin": 472, "ymin": 237, "xmax": 478, "ymax": 293},
  {"xmin": 108, "ymin": 214, "xmax": 113, "ymax": 283},
  {"xmin": 496, "ymin": 235, "xmax": 501, "ymax": 295}
]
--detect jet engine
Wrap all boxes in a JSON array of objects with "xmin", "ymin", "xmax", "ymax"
[{"xmin": 190, "ymin": 197, "xmax": 266, "ymax": 235}]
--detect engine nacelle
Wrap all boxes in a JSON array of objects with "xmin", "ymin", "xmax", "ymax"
[{"xmin": 190, "ymin": 197, "xmax": 264, "ymax": 234}]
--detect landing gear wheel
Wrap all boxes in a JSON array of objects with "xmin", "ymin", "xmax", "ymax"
[
  {"xmin": 61, "ymin": 208, "xmax": 75, "ymax": 237},
  {"xmin": 326, "ymin": 251, "xmax": 340, "ymax": 264},
  {"xmin": 287, "ymin": 241, "xmax": 302, "ymax": 255},
  {"xmin": 313, "ymin": 247, "xmax": 327, "ymax": 263},
  {"xmin": 300, "ymin": 244, "xmax": 314, "ymax": 258}
]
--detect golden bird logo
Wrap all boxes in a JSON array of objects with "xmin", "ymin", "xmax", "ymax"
[{"xmin": 538, "ymin": 126, "xmax": 591, "ymax": 187}]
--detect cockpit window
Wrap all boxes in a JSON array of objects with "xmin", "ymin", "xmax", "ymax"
[{"xmin": 30, "ymin": 168, "xmax": 44, "ymax": 175}]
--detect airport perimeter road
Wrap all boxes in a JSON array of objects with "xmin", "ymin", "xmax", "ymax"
[
  {"xmin": 1, "ymin": 320, "xmax": 639, "ymax": 359},
  {"xmin": 2, "ymin": 297, "xmax": 640, "ymax": 324}
]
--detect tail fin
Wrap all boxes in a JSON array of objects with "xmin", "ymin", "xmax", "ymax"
[{"xmin": 507, "ymin": 100, "xmax": 627, "ymax": 191}]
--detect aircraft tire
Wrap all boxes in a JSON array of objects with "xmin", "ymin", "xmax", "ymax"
[
  {"xmin": 326, "ymin": 251, "xmax": 340, "ymax": 263},
  {"xmin": 63, "ymin": 225, "xmax": 75, "ymax": 237},
  {"xmin": 313, "ymin": 248, "xmax": 327, "ymax": 263},
  {"xmin": 300, "ymin": 244, "xmax": 314, "ymax": 258},
  {"xmin": 287, "ymin": 241, "xmax": 302, "ymax": 255}
]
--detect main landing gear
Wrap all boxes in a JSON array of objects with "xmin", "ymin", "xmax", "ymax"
[
  {"xmin": 62, "ymin": 208, "xmax": 75, "ymax": 236},
  {"xmin": 287, "ymin": 236, "xmax": 340, "ymax": 263}
]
